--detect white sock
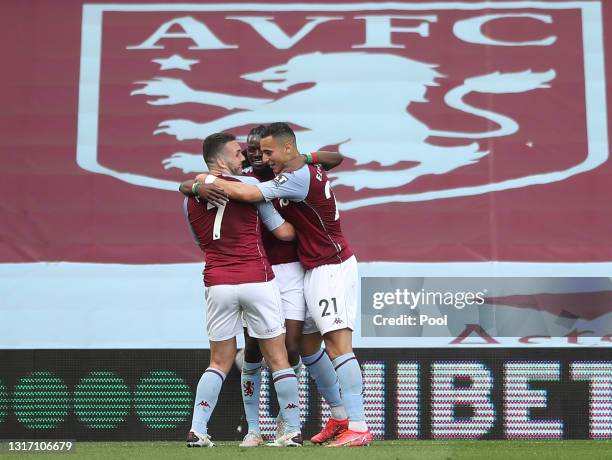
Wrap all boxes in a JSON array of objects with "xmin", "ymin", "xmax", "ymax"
[
  {"xmin": 330, "ymin": 405, "xmax": 347, "ymax": 420},
  {"xmin": 348, "ymin": 420, "xmax": 368, "ymax": 432}
]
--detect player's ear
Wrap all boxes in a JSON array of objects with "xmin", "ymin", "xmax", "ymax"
[{"xmin": 216, "ymin": 156, "xmax": 226, "ymax": 170}]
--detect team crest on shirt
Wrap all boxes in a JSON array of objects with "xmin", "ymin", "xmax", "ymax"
[{"xmin": 77, "ymin": 3, "xmax": 607, "ymax": 209}]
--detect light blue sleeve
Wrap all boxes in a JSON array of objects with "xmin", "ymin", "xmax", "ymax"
[
  {"xmin": 254, "ymin": 166, "xmax": 310, "ymax": 202},
  {"xmin": 257, "ymin": 202, "xmax": 285, "ymax": 231},
  {"xmin": 231, "ymin": 175, "xmax": 285, "ymax": 231}
]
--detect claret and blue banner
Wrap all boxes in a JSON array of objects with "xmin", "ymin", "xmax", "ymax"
[{"xmin": 1, "ymin": 0, "xmax": 611, "ymax": 440}]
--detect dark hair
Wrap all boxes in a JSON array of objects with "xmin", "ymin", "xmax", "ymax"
[
  {"xmin": 202, "ymin": 132, "xmax": 235, "ymax": 165},
  {"xmin": 247, "ymin": 125, "xmax": 266, "ymax": 139},
  {"xmin": 261, "ymin": 122, "xmax": 296, "ymax": 146}
]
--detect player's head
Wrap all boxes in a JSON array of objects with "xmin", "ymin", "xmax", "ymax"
[
  {"xmin": 202, "ymin": 132, "xmax": 245, "ymax": 176},
  {"xmin": 245, "ymin": 125, "xmax": 267, "ymax": 172},
  {"xmin": 260, "ymin": 122, "xmax": 298, "ymax": 174}
]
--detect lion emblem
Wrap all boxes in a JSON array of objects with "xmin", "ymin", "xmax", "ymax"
[
  {"xmin": 243, "ymin": 380, "xmax": 254, "ymax": 397},
  {"xmin": 130, "ymin": 51, "xmax": 602, "ymax": 207}
]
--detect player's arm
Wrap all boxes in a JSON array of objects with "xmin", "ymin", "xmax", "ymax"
[
  {"xmin": 271, "ymin": 221, "xmax": 295, "ymax": 241},
  {"xmin": 179, "ymin": 179, "xmax": 194, "ymax": 196},
  {"xmin": 195, "ymin": 169, "xmax": 308, "ymax": 203},
  {"xmin": 316, "ymin": 151, "xmax": 344, "ymax": 171},
  {"xmin": 201, "ymin": 177, "xmax": 264, "ymax": 203},
  {"xmin": 180, "ymin": 179, "xmax": 229, "ymax": 207},
  {"xmin": 281, "ymin": 151, "xmax": 344, "ymax": 173},
  {"xmin": 258, "ymin": 202, "xmax": 295, "ymax": 241}
]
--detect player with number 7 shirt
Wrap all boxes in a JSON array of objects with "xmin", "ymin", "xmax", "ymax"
[
  {"xmin": 181, "ymin": 132, "xmax": 305, "ymax": 448},
  {"xmin": 189, "ymin": 123, "xmax": 373, "ymax": 447}
]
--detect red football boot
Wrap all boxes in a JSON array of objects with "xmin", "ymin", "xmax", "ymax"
[
  {"xmin": 310, "ymin": 418, "xmax": 348, "ymax": 444},
  {"xmin": 326, "ymin": 429, "xmax": 373, "ymax": 447}
]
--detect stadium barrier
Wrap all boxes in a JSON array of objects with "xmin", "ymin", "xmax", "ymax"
[{"xmin": 0, "ymin": 348, "xmax": 610, "ymax": 440}]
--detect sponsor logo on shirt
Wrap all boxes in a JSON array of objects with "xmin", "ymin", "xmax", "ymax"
[{"xmin": 273, "ymin": 174, "xmax": 288, "ymax": 187}]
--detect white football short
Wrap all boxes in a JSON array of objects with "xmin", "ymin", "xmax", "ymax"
[
  {"xmin": 303, "ymin": 255, "xmax": 358, "ymax": 335},
  {"xmin": 273, "ymin": 261, "xmax": 319, "ymax": 334},
  {"xmin": 273, "ymin": 262, "xmax": 305, "ymax": 320},
  {"xmin": 205, "ymin": 280, "xmax": 285, "ymax": 341},
  {"xmin": 240, "ymin": 261, "xmax": 319, "ymax": 334}
]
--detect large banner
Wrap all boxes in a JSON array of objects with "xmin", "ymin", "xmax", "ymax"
[
  {"xmin": 1, "ymin": 348, "xmax": 610, "ymax": 440},
  {"xmin": 2, "ymin": 1, "xmax": 612, "ymax": 348}
]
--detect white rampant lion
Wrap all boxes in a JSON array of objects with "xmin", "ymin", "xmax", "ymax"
[{"xmin": 133, "ymin": 51, "xmax": 555, "ymax": 190}]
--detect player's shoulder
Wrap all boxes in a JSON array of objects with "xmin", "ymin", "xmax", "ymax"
[
  {"xmin": 226, "ymin": 174, "xmax": 259, "ymax": 184},
  {"xmin": 303, "ymin": 164, "xmax": 328, "ymax": 185},
  {"xmin": 274, "ymin": 164, "xmax": 311, "ymax": 185},
  {"xmin": 184, "ymin": 194, "xmax": 205, "ymax": 216}
]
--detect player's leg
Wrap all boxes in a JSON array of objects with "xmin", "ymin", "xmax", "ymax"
[
  {"xmin": 285, "ymin": 319, "xmax": 304, "ymax": 371},
  {"xmin": 271, "ymin": 319, "xmax": 304, "ymax": 440},
  {"xmin": 272, "ymin": 262, "xmax": 306, "ymax": 439},
  {"xmin": 322, "ymin": 329, "xmax": 369, "ymax": 442},
  {"xmin": 257, "ymin": 334, "xmax": 303, "ymax": 446},
  {"xmin": 273, "ymin": 261, "xmax": 307, "ymax": 374},
  {"xmin": 240, "ymin": 328, "xmax": 265, "ymax": 447},
  {"xmin": 244, "ymin": 328, "xmax": 263, "ymax": 363},
  {"xmin": 304, "ymin": 256, "xmax": 372, "ymax": 447},
  {"xmin": 302, "ymin": 323, "xmax": 346, "ymax": 419},
  {"xmin": 189, "ymin": 337, "xmax": 236, "ymax": 447},
  {"xmin": 276, "ymin": 260, "xmax": 347, "ymax": 390},
  {"xmin": 301, "ymin": 330, "xmax": 348, "ymax": 443},
  {"xmin": 241, "ymin": 280, "xmax": 303, "ymax": 446},
  {"xmin": 188, "ymin": 284, "xmax": 242, "ymax": 448},
  {"xmin": 300, "ymin": 328, "xmax": 323, "ymax": 357}
]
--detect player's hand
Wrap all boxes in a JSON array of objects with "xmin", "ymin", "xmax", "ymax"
[
  {"xmin": 281, "ymin": 154, "xmax": 307, "ymax": 173},
  {"xmin": 197, "ymin": 183, "xmax": 228, "ymax": 207},
  {"xmin": 179, "ymin": 179, "xmax": 195, "ymax": 196},
  {"xmin": 195, "ymin": 173, "xmax": 209, "ymax": 182}
]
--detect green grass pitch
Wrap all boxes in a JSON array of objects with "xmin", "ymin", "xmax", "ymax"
[{"xmin": 2, "ymin": 441, "xmax": 611, "ymax": 460}]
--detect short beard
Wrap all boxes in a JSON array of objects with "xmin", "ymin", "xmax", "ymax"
[{"xmin": 229, "ymin": 165, "xmax": 243, "ymax": 176}]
